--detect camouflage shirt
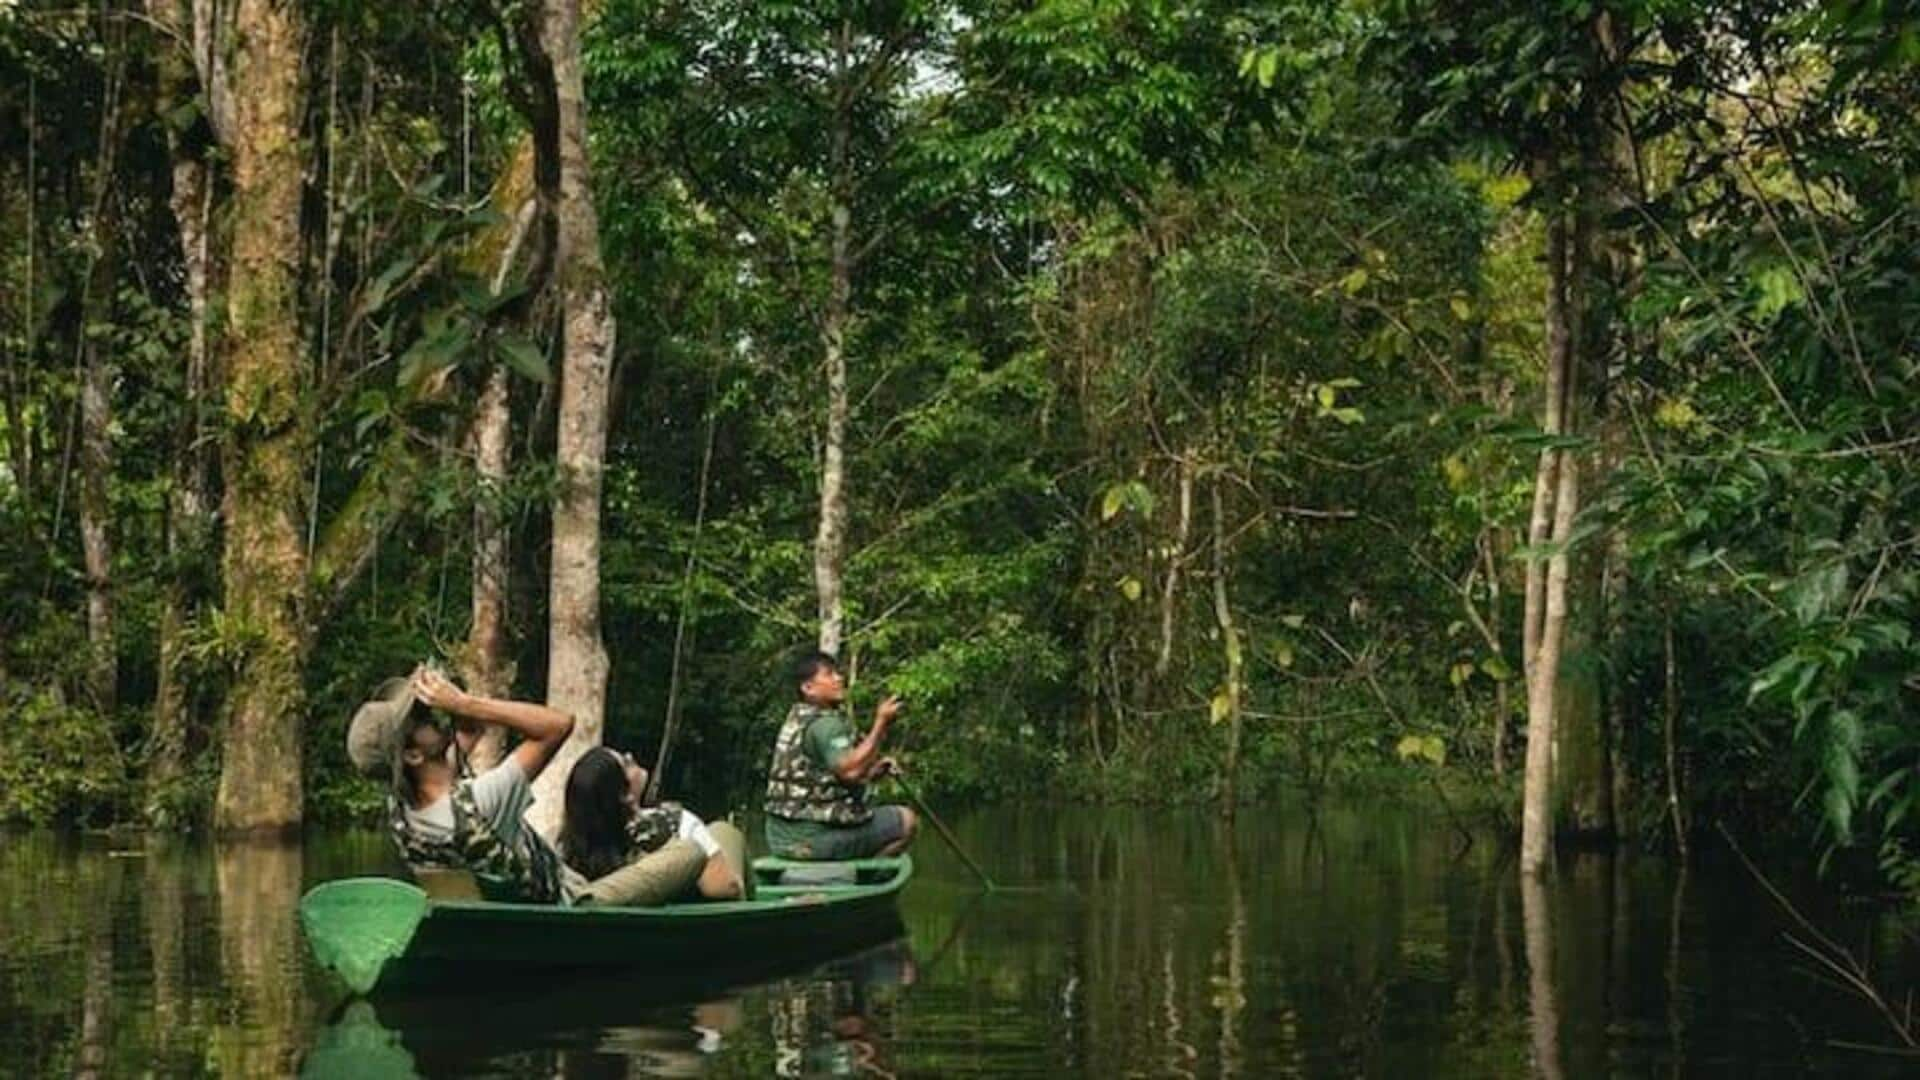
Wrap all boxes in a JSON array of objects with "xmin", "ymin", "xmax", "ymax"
[
  {"xmin": 763, "ymin": 703, "xmax": 872, "ymax": 825},
  {"xmin": 389, "ymin": 766, "xmax": 567, "ymax": 904}
]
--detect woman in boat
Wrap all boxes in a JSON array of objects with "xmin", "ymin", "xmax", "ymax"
[{"xmin": 560, "ymin": 746, "xmax": 748, "ymax": 901}]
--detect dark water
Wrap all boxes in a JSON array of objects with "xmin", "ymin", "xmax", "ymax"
[{"xmin": 4, "ymin": 804, "xmax": 1920, "ymax": 1077}]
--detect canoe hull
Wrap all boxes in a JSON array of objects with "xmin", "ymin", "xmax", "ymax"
[{"xmin": 301, "ymin": 855, "xmax": 912, "ymax": 995}]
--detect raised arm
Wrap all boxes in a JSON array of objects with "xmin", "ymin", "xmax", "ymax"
[
  {"xmin": 831, "ymin": 695, "xmax": 904, "ymax": 785},
  {"xmin": 414, "ymin": 668, "xmax": 574, "ymax": 780}
]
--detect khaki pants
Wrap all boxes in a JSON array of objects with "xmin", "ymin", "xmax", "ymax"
[
  {"xmin": 577, "ymin": 838, "xmax": 704, "ymax": 906},
  {"xmin": 707, "ymin": 820, "xmax": 753, "ymax": 900}
]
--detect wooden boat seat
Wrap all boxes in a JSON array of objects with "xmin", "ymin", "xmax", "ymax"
[{"xmin": 414, "ymin": 868, "xmax": 484, "ymax": 901}]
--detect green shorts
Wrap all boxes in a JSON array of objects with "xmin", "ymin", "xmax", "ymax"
[{"xmin": 767, "ymin": 805, "xmax": 909, "ymax": 861}]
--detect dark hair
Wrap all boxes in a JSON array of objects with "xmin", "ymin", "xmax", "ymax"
[
  {"xmin": 559, "ymin": 747, "xmax": 632, "ymax": 881},
  {"xmin": 787, "ymin": 648, "xmax": 839, "ymax": 699}
]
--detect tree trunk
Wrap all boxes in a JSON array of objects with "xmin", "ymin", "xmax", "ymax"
[
  {"xmin": 1554, "ymin": 14, "xmax": 1640, "ymax": 842},
  {"xmin": 1156, "ymin": 451, "xmax": 1195, "ymax": 677},
  {"xmin": 214, "ymin": 0, "xmax": 309, "ymax": 836},
  {"xmin": 464, "ymin": 366, "xmax": 514, "ymax": 772},
  {"xmin": 148, "ymin": 0, "xmax": 220, "ymax": 819},
  {"xmin": 814, "ymin": 19, "xmax": 855, "ymax": 658},
  {"xmin": 814, "ymin": 197, "xmax": 852, "ymax": 657},
  {"xmin": 1211, "ymin": 476, "xmax": 1245, "ymax": 817},
  {"xmin": 1521, "ymin": 206, "xmax": 1581, "ymax": 877},
  {"xmin": 461, "ymin": 197, "xmax": 537, "ymax": 772},
  {"xmin": 10, "ymin": 75, "xmax": 38, "ymax": 504},
  {"xmin": 529, "ymin": 0, "xmax": 614, "ymax": 836},
  {"xmin": 1663, "ymin": 603, "xmax": 1688, "ymax": 859},
  {"xmin": 78, "ymin": 15, "xmax": 130, "ymax": 716},
  {"xmin": 1482, "ymin": 530, "xmax": 1510, "ymax": 778},
  {"xmin": 79, "ymin": 251, "xmax": 118, "ymax": 716}
]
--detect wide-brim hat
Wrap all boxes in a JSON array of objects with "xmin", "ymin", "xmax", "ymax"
[{"xmin": 347, "ymin": 675, "xmax": 419, "ymax": 779}]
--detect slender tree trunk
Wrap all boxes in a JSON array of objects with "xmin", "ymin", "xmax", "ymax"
[
  {"xmin": 464, "ymin": 367, "xmax": 514, "ymax": 771},
  {"xmin": 79, "ymin": 256, "xmax": 118, "ymax": 715},
  {"xmin": 1156, "ymin": 451, "xmax": 1195, "ymax": 677},
  {"xmin": 1521, "ymin": 206, "xmax": 1581, "ymax": 876},
  {"xmin": 461, "ymin": 198, "xmax": 537, "ymax": 772},
  {"xmin": 814, "ymin": 19, "xmax": 855, "ymax": 658},
  {"xmin": 648, "ymin": 373, "xmax": 720, "ymax": 804},
  {"xmin": 815, "ymin": 200, "xmax": 853, "ymax": 657},
  {"xmin": 148, "ymin": 0, "xmax": 220, "ymax": 818},
  {"xmin": 78, "ymin": 16, "xmax": 129, "ymax": 716},
  {"xmin": 215, "ymin": 0, "xmax": 309, "ymax": 836},
  {"xmin": 1483, "ymin": 530, "xmax": 1510, "ymax": 778},
  {"xmin": 12, "ymin": 76, "xmax": 38, "ymax": 504},
  {"xmin": 1211, "ymin": 475, "xmax": 1245, "ymax": 817},
  {"xmin": 530, "ymin": 0, "xmax": 614, "ymax": 835},
  {"xmin": 1663, "ymin": 603, "xmax": 1688, "ymax": 860}
]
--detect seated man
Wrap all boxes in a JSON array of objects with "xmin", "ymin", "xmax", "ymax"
[
  {"xmin": 347, "ymin": 665, "xmax": 583, "ymax": 903},
  {"xmin": 763, "ymin": 650, "xmax": 919, "ymax": 861}
]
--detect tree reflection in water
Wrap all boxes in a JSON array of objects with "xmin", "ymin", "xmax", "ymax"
[
  {"xmin": 1521, "ymin": 868, "xmax": 1563, "ymax": 1080},
  {"xmin": 214, "ymin": 839, "xmax": 304, "ymax": 1077},
  {"xmin": 4, "ymin": 809, "xmax": 1920, "ymax": 1075}
]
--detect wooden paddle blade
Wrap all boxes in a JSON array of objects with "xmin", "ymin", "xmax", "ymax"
[{"xmin": 299, "ymin": 877, "xmax": 429, "ymax": 995}]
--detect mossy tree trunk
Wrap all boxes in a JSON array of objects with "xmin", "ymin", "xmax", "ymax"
[{"xmin": 214, "ymin": 0, "xmax": 309, "ymax": 836}]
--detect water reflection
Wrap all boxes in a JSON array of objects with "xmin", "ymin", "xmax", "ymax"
[
  {"xmin": 301, "ymin": 938, "xmax": 917, "ymax": 1077},
  {"xmin": 1521, "ymin": 869, "xmax": 1561, "ymax": 1080},
  {"xmin": 215, "ymin": 840, "xmax": 305, "ymax": 1076},
  {"xmin": 4, "ymin": 807, "xmax": 1920, "ymax": 1077}
]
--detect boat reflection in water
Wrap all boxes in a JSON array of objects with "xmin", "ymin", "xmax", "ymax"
[{"xmin": 300, "ymin": 937, "xmax": 918, "ymax": 1077}]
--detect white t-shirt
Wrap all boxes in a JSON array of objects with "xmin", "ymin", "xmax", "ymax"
[
  {"xmin": 677, "ymin": 809, "xmax": 721, "ymax": 858},
  {"xmin": 403, "ymin": 758, "xmax": 585, "ymax": 902}
]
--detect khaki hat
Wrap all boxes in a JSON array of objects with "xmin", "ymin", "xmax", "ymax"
[{"xmin": 346, "ymin": 675, "xmax": 420, "ymax": 779}]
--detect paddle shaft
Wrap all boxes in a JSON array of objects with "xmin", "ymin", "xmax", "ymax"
[{"xmin": 891, "ymin": 771, "xmax": 996, "ymax": 892}]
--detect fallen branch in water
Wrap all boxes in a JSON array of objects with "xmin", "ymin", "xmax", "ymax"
[{"xmin": 1718, "ymin": 822, "xmax": 1919, "ymax": 1053}]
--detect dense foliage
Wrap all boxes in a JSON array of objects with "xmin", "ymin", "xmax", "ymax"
[{"xmin": 0, "ymin": 0, "xmax": 1915, "ymax": 887}]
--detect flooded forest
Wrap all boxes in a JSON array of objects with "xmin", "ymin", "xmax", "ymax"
[{"xmin": 2, "ymin": 0, "xmax": 1918, "ymax": 1074}]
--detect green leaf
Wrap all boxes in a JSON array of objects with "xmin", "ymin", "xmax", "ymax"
[
  {"xmin": 494, "ymin": 334, "xmax": 550, "ymax": 384},
  {"xmin": 363, "ymin": 256, "xmax": 417, "ymax": 316},
  {"xmin": 1256, "ymin": 49, "xmax": 1279, "ymax": 90},
  {"xmin": 1395, "ymin": 734, "xmax": 1446, "ymax": 766},
  {"xmin": 1117, "ymin": 576, "xmax": 1143, "ymax": 602},
  {"xmin": 1101, "ymin": 485, "xmax": 1127, "ymax": 522},
  {"xmin": 1481, "ymin": 655, "xmax": 1513, "ymax": 682},
  {"xmin": 1210, "ymin": 691, "xmax": 1232, "ymax": 725},
  {"xmin": 1270, "ymin": 637, "xmax": 1295, "ymax": 669}
]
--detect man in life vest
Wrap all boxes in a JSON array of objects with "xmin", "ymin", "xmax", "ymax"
[
  {"xmin": 763, "ymin": 649, "xmax": 919, "ymax": 861},
  {"xmin": 347, "ymin": 665, "xmax": 583, "ymax": 903}
]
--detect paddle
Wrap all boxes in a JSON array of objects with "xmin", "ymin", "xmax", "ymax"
[
  {"xmin": 300, "ymin": 878, "xmax": 430, "ymax": 995},
  {"xmin": 887, "ymin": 768, "xmax": 1000, "ymax": 893}
]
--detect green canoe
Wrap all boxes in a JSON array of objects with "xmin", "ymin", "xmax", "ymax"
[{"xmin": 299, "ymin": 855, "xmax": 912, "ymax": 995}]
